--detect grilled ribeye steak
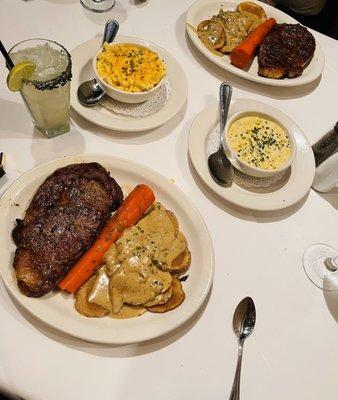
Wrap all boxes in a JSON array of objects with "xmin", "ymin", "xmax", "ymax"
[
  {"xmin": 12, "ymin": 163, "xmax": 123, "ymax": 297},
  {"xmin": 258, "ymin": 24, "xmax": 316, "ymax": 79}
]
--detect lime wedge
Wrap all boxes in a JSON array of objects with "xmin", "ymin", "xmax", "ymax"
[{"xmin": 7, "ymin": 61, "xmax": 36, "ymax": 92}]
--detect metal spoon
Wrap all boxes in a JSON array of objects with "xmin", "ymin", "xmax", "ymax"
[
  {"xmin": 77, "ymin": 19, "xmax": 119, "ymax": 106},
  {"xmin": 208, "ymin": 82, "xmax": 234, "ymax": 186},
  {"xmin": 229, "ymin": 297, "xmax": 256, "ymax": 400}
]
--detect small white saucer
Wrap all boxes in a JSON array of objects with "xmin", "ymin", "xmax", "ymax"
[
  {"xmin": 188, "ymin": 98, "xmax": 315, "ymax": 211},
  {"xmin": 70, "ymin": 36, "xmax": 188, "ymax": 132}
]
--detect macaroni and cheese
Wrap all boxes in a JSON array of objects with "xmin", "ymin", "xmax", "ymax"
[{"xmin": 96, "ymin": 43, "xmax": 167, "ymax": 93}]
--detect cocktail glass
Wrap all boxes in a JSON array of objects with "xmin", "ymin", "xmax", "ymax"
[
  {"xmin": 303, "ymin": 243, "xmax": 338, "ymax": 291},
  {"xmin": 9, "ymin": 39, "xmax": 72, "ymax": 138},
  {"xmin": 80, "ymin": 0, "xmax": 115, "ymax": 12}
]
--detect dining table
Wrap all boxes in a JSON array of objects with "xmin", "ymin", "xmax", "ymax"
[{"xmin": 0, "ymin": 1, "xmax": 337, "ymax": 399}]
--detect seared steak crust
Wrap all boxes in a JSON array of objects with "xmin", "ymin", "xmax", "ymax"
[
  {"xmin": 258, "ymin": 24, "xmax": 316, "ymax": 79},
  {"xmin": 12, "ymin": 163, "xmax": 123, "ymax": 297}
]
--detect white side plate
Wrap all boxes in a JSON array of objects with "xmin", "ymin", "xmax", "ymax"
[
  {"xmin": 0, "ymin": 155, "xmax": 214, "ymax": 344},
  {"xmin": 71, "ymin": 36, "xmax": 188, "ymax": 131},
  {"xmin": 189, "ymin": 99, "xmax": 315, "ymax": 211}
]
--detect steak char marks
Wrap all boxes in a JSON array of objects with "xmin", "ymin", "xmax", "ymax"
[
  {"xmin": 258, "ymin": 23, "xmax": 316, "ymax": 79},
  {"xmin": 13, "ymin": 163, "xmax": 123, "ymax": 297}
]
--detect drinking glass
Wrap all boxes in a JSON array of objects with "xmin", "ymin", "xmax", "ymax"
[
  {"xmin": 80, "ymin": 0, "xmax": 115, "ymax": 12},
  {"xmin": 9, "ymin": 39, "xmax": 72, "ymax": 138},
  {"xmin": 303, "ymin": 243, "xmax": 338, "ymax": 291}
]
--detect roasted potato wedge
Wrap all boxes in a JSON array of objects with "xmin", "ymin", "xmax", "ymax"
[
  {"xmin": 237, "ymin": 2, "xmax": 267, "ymax": 22},
  {"xmin": 75, "ymin": 276, "xmax": 109, "ymax": 318},
  {"xmin": 147, "ymin": 278, "xmax": 185, "ymax": 313},
  {"xmin": 168, "ymin": 248, "xmax": 191, "ymax": 273}
]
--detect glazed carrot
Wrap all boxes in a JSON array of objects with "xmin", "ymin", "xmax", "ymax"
[
  {"xmin": 230, "ymin": 18, "xmax": 276, "ymax": 69},
  {"xmin": 59, "ymin": 184, "xmax": 155, "ymax": 293}
]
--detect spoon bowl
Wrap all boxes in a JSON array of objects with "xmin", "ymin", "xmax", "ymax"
[
  {"xmin": 77, "ymin": 78, "xmax": 106, "ymax": 106},
  {"xmin": 229, "ymin": 297, "xmax": 256, "ymax": 400},
  {"xmin": 208, "ymin": 82, "xmax": 234, "ymax": 186},
  {"xmin": 77, "ymin": 19, "xmax": 119, "ymax": 107},
  {"xmin": 233, "ymin": 296, "xmax": 256, "ymax": 342}
]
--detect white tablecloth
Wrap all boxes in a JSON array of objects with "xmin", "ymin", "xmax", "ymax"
[{"xmin": 0, "ymin": 1, "xmax": 337, "ymax": 399}]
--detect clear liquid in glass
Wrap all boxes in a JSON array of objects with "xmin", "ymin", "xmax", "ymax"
[{"xmin": 10, "ymin": 40, "xmax": 71, "ymax": 138}]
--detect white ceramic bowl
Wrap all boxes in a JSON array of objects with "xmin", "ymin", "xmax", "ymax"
[
  {"xmin": 222, "ymin": 110, "xmax": 297, "ymax": 177},
  {"xmin": 93, "ymin": 42, "xmax": 166, "ymax": 104}
]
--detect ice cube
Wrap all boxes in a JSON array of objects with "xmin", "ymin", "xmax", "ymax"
[{"xmin": 11, "ymin": 43, "xmax": 69, "ymax": 81}]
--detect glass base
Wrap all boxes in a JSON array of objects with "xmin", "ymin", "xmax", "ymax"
[
  {"xmin": 36, "ymin": 122, "xmax": 70, "ymax": 138},
  {"xmin": 303, "ymin": 244, "xmax": 338, "ymax": 291},
  {"xmin": 80, "ymin": 0, "xmax": 115, "ymax": 12}
]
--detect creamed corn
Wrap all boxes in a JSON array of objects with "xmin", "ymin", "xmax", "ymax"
[{"xmin": 228, "ymin": 115, "xmax": 291, "ymax": 170}]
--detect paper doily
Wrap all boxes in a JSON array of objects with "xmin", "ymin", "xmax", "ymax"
[
  {"xmin": 99, "ymin": 78, "xmax": 171, "ymax": 118},
  {"xmin": 206, "ymin": 126, "xmax": 286, "ymax": 189},
  {"xmin": 233, "ymin": 168, "xmax": 285, "ymax": 188}
]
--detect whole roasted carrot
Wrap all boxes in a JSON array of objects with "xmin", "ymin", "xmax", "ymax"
[
  {"xmin": 59, "ymin": 184, "xmax": 155, "ymax": 293},
  {"xmin": 230, "ymin": 18, "xmax": 276, "ymax": 69}
]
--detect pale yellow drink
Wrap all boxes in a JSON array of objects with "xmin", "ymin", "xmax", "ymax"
[{"xmin": 10, "ymin": 39, "xmax": 71, "ymax": 138}]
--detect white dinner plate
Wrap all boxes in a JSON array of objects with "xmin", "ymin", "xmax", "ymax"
[
  {"xmin": 0, "ymin": 155, "xmax": 214, "ymax": 344},
  {"xmin": 70, "ymin": 36, "xmax": 188, "ymax": 131},
  {"xmin": 186, "ymin": 0, "xmax": 325, "ymax": 87},
  {"xmin": 189, "ymin": 99, "xmax": 315, "ymax": 211}
]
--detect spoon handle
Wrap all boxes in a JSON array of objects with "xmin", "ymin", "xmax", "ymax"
[
  {"xmin": 219, "ymin": 82, "xmax": 233, "ymax": 136},
  {"xmin": 229, "ymin": 341, "xmax": 243, "ymax": 400},
  {"xmin": 102, "ymin": 19, "xmax": 119, "ymax": 45}
]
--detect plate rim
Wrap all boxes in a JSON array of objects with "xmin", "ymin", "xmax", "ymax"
[
  {"xmin": 188, "ymin": 98, "xmax": 316, "ymax": 211},
  {"xmin": 70, "ymin": 35, "xmax": 188, "ymax": 132},
  {"xmin": 0, "ymin": 155, "xmax": 214, "ymax": 344},
  {"xmin": 186, "ymin": 0, "xmax": 325, "ymax": 87}
]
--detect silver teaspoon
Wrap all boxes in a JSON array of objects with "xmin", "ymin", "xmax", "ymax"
[
  {"xmin": 229, "ymin": 297, "xmax": 256, "ymax": 400},
  {"xmin": 208, "ymin": 82, "xmax": 234, "ymax": 186},
  {"xmin": 77, "ymin": 19, "xmax": 119, "ymax": 107}
]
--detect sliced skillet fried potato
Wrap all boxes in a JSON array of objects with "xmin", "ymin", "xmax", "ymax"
[
  {"xmin": 197, "ymin": 19, "xmax": 226, "ymax": 51},
  {"xmin": 169, "ymin": 248, "xmax": 191, "ymax": 273},
  {"xmin": 147, "ymin": 278, "xmax": 185, "ymax": 313},
  {"xmin": 109, "ymin": 266, "xmax": 173, "ymax": 309},
  {"xmin": 166, "ymin": 209, "xmax": 179, "ymax": 237},
  {"xmin": 110, "ymin": 305, "xmax": 146, "ymax": 319},
  {"xmin": 237, "ymin": 2, "xmax": 267, "ymax": 23},
  {"xmin": 161, "ymin": 230, "xmax": 188, "ymax": 270},
  {"xmin": 217, "ymin": 11, "xmax": 252, "ymax": 53},
  {"xmin": 75, "ymin": 276, "xmax": 109, "ymax": 318},
  {"xmin": 144, "ymin": 285, "xmax": 173, "ymax": 307},
  {"xmin": 238, "ymin": 11, "xmax": 262, "ymax": 31},
  {"xmin": 217, "ymin": 10, "xmax": 261, "ymax": 53}
]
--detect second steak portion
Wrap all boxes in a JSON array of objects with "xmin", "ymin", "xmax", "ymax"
[
  {"xmin": 258, "ymin": 24, "xmax": 316, "ymax": 79},
  {"xmin": 13, "ymin": 162, "xmax": 123, "ymax": 297}
]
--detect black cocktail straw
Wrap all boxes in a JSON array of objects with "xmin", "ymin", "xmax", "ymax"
[{"xmin": 0, "ymin": 41, "xmax": 14, "ymax": 70}]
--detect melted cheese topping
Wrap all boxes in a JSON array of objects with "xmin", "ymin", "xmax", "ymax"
[
  {"xmin": 228, "ymin": 115, "xmax": 291, "ymax": 170},
  {"xmin": 96, "ymin": 43, "xmax": 166, "ymax": 93}
]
